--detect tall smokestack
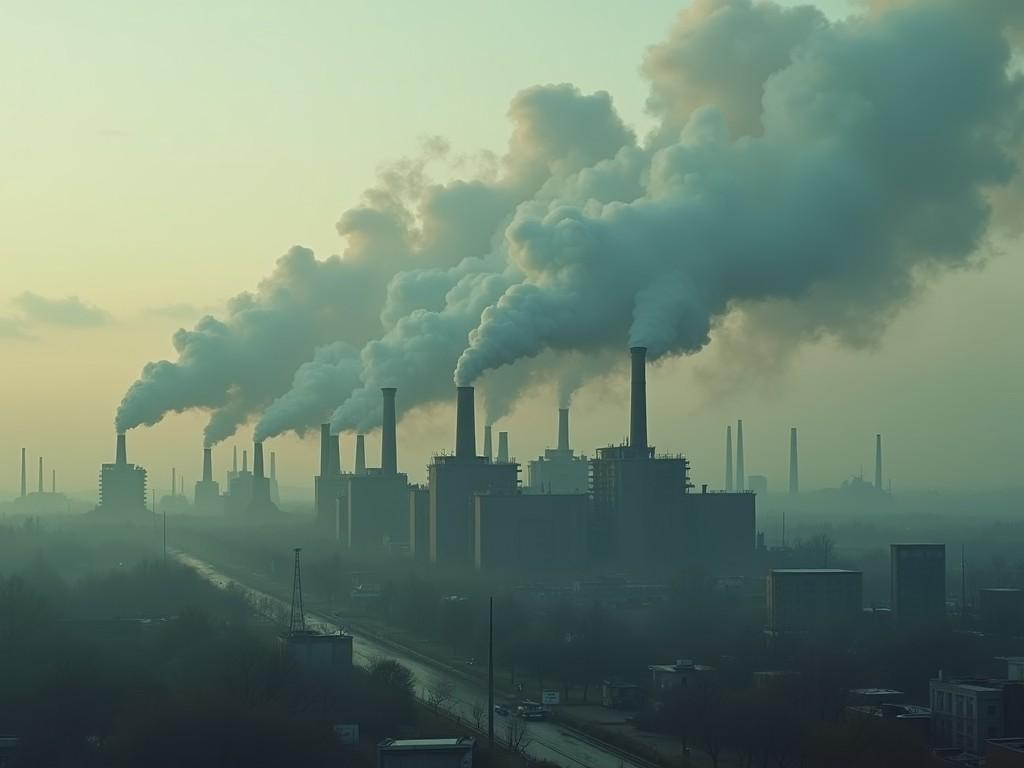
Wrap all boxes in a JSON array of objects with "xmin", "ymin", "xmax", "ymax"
[
  {"xmin": 37, "ymin": 457, "xmax": 43, "ymax": 494},
  {"xmin": 270, "ymin": 451, "xmax": 277, "ymax": 480},
  {"xmin": 736, "ymin": 420, "xmax": 745, "ymax": 491},
  {"xmin": 355, "ymin": 434, "xmax": 366, "ymax": 475},
  {"xmin": 629, "ymin": 347, "xmax": 648, "ymax": 456},
  {"xmin": 330, "ymin": 434, "xmax": 341, "ymax": 476},
  {"xmin": 51, "ymin": 469, "xmax": 55, "ymax": 494},
  {"xmin": 20, "ymin": 448, "xmax": 26, "ymax": 498},
  {"xmin": 483, "ymin": 425, "xmax": 493, "ymax": 461},
  {"xmin": 381, "ymin": 387, "xmax": 397, "ymax": 475},
  {"xmin": 725, "ymin": 426, "xmax": 733, "ymax": 492},
  {"xmin": 253, "ymin": 442, "xmax": 265, "ymax": 479},
  {"xmin": 789, "ymin": 427, "xmax": 799, "ymax": 495},
  {"xmin": 232, "ymin": 445, "xmax": 238, "ymax": 473},
  {"xmin": 319, "ymin": 424, "xmax": 331, "ymax": 477},
  {"xmin": 455, "ymin": 386, "xmax": 477, "ymax": 460},
  {"xmin": 558, "ymin": 408, "xmax": 570, "ymax": 453},
  {"xmin": 875, "ymin": 434, "xmax": 882, "ymax": 490},
  {"xmin": 242, "ymin": 450, "xmax": 248, "ymax": 473},
  {"xmin": 497, "ymin": 431, "xmax": 509, "ymax": 463},
  {"xmin": 116, "ymin": 433, "xmax": 127, "ymax": 466},
  {"xmin": 171, "ymin": 467, "xmax": 177, "ymax": 498},
  {"xmin": 203, "ymin": 447, "xmax": 213, "ymax": 482}
]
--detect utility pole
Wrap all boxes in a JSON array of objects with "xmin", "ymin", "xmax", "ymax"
[
  {"xmin": 290, "ymin": 548, "xmax": 306, "ymax": 634},
  {"xmin": 488, "ymin": 596, "xmax": 495, "ymax": 749}
]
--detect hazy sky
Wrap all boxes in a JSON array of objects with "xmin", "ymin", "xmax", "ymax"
[{"xmin": 2, "ymin": 0, "xmax": 1021, "ymax": 498}]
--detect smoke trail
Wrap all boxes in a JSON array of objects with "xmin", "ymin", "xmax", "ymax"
[{"xmin": 454, "ymin": 0, "xmax": 1024, "ymax": 386}]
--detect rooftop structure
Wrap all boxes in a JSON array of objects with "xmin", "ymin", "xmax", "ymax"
[
  {"xmin": 891, "ymin": 543, "xmax": 946, "ymax": 626},
  {"xmin": 527, "ymin": 407, "xmax": 589, "ymax": 494},
  {"xmin": 95, "ymin": 433, "xmax": 148, "ymax": 516}
]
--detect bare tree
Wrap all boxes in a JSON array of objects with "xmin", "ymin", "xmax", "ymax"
[
  {"xmin": 505, "ymin": 717, "xmax": 531, "ymax": 755},
  {"xmin": 425, "ymin": 679, "xmax": 455, "ymax": 713}
]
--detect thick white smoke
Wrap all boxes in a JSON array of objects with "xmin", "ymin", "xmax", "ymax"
[{"xmin": 454, "ymin": 0, "xmax": 1024, "ymax": 385}]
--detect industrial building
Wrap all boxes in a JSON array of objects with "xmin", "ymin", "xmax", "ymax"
[
  {"xmin": 245, "ymin": 441, "xmax": 281, "ymax": 517},
  {"xmin": 931, "ymin": 665, "xmax": 1024, "ymax": 755},
  {"xmin": 474, "ymin": 491, "xmax": 590, "ymax": 572},
  {"xmin": 767, "ymin": 569, "xmax": 863, "ymax": 634},
  {"xmin": 225, "ymin": 449, "xmax": 253, "ymax": 517},
  {"xmin": 527, "ymin": 408, "xmax": 589, "ymax": 494},
  {"xmin": 11, "ymin": 449, "xmax": 68, "ymax": 516},
  {"xmin": 679, "ymin": 488, "xmax": 756, "ymax": 576},
  {"xmin": 891, "ymin": 544, "xmax": 946, "ymax": 626},
  {"xmin": 193, "ymin": 447, "xmax": 223, "ymax": 515},
  {"xmin": 428, "ymin": 386, "xmax": 518, "ymax": 566},
  {"xmin": 314, "ymin": 424, "xmax": 346, "ymax": 531},
  {"xmin": 377, "ymin": 738, "xmax": 474, "ymax": 768},
  {"xmin": 345, "ymin": 388, "xmax": 410, "ymax": 553},
  {"xmin": 408, "ymin": 485, "xmax": 430, "ymax": 560},
  {"xmin": 95, "ymin": 433, "xmax": 149, "ymax": 516},
  {"xmin": 980, "ymin": 589, "xmax": 1024, "ymax": 635}
]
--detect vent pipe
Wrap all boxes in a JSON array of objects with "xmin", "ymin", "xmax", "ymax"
[
  {"xmin": 629, "ymin": 346, "xmax": 648, "ymax": 455},
  {"xmin": 736, "ymin": 420, "xmax": 745, "ymax": 491},
  {"xmin": 455, "ymin": 386, "xmax": 477, "ymax": 460},
  {"xmin": 20, "ymin": 448, "xmax": 26, "ymax": 498},
  {"xmin": 789, "ymin": 427, "xmax": 799, "ymax": 495},
  {"xmin": 319, "ymin": 424, "xmax": 331, "ymax": 477},
  {"xmin": 203, "ymin": 448, "xmax": 213, "ymax": 482},
  {"xmin": 875, "ymin": 434, "xmax": 882, "ymax": 490},
  {"xmin": 558, "ymin": 408, "xmax": 570, "ymax": 452},
  {"xmin": 483, "ymin": 425, "xmax": 493, "ymax": 462},
  {"xmin": 381, "ymin": 387, "xmax": 398, "ymax": 475},
  {"xmin": 725, "ymin": 426, "xmax": 733, "ymax": 492},
  {"xmin": 497, "ymin": 432, "xmax": 509, "ymax": 463},
  {"xmin": 355, "ymin": 434, "xmax": 366, "ymax": 475},
  {"xmin": 116, "ymin": 433, "xmax": 127, "ymax": 466}
]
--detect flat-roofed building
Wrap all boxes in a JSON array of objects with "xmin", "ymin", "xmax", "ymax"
[
  {"xmin": 767, "ymin": 569, "xmax": 863, "ymax": 634},
  {"xmin": 891, "ymin": 543, "xmax": 946, "ymax": 626}
]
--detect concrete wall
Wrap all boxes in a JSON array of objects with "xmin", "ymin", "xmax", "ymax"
[{"xmin": 474, "ymin": 492, "xmax": 590, "ymax": 572}]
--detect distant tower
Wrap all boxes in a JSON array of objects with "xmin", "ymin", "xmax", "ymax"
[
  {"xmin": 874, "ymin": 434, "xmax": 883, "ymax": 490},
  {"xmin": 20, "ymin": 448, "xmax": 26, "ymax": 498},
  {"xmin": 725, "ymin": 426, "xmax": 733, "ymax": 492},
  {"xmin": 497, "ymin": 432, "xmax": 509, "ymax": 463},
  {"xmin": 37, "ymin": 456, "xmax": 43, "ymax": 494},
  {"xmin": 557, "ymin": 408, "xmax": 570, "ymax": 453},
  {"xmin": 242, "ymin": 450, "xmax": 248, "ymax": 473},
  {"xmin": 233, "ymin": 446, "xmax": 238, "ymax": 473},
  {"xmin": 51, "ymin": 469, "xmax": 55, "ymax": 494},
  {"xmin": 355, "ymin": 434, "xmax": 366, "ymax": 475},
  {"xmin": 289, "ymin": 548, "xmax": 306, "ymax": 634},
  {"xmin": 171, "ymin": 467, "xmax": 176, "ymax": 498},
  {"xmin": 381, "ymin": 388, "xmax": 398, "ymax": 475},
  {"xmin": 483, "ymin": 425, "xmax": 493, "ymax": 462},
  {"xmin": 736, "ymin": 420, "xmax": 745, "ymax": 492},
  {"xmin": 789, "ymin": 427, "xmax": 799, "ymax": 495}
]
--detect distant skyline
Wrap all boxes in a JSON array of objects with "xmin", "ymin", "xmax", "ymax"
[{"xmin": 2, "ymin": 0, "xmax": 1021, "ymax": 497}]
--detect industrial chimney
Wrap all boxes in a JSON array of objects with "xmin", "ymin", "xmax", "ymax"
[
  {"xmin": 319, "ymin": 424, "xmax": 331, "ymax": 478},
  {"xmin": 355, "ymin": 434, "xmax": 367, "ymax": 475},
  {"xmin": 20, "ymin": 448, "xmax": 26, "ymax": 498},
  {"xmin": 875, "ymin": 434, "xmax": 882, "ymax": 490},
  {"xmin": 497, "ymin": 432, "xmax": 509, "ymax": 464},
  {"xmin": 629, "ymin": 346, "xmax": 648, "ymax": 456},
  {"xmin": 725, "ymin": 425, "xmax": 733, "ymax": 492},
  {"xmin": 203, "ymin": 447, "xmax": 213, "ymax": 483},
  {"xmin": 381, "ymin": 387, "xmax": 398, "ymax": 475},
  {"xmin": 253, "ymin": 442, "xmax": 265, "ymax": 479},
  {"xmin": 232, "ymin": 446, "xmax": 238, "ymax": 474},
  {"xmin": 242, "ymin": 450, "xmax": 248, "ymax": 473},
  {"xmin": 330, "ymin": 434, "xmax": 341, "ymax": 476},
  {"xmin": 736, "ymin": 420, "xmax": 745, "ymax": 491},
  {"xmin": 116, "ymin": 433, "xmax": 127, "ymax": 466},
  {"xmin": 270, "ymin": 451, "xmax": 277, "ymax": 481},
  {"xmin": 483, "ymin": 425, "xmax": 493, "ymax": 462},
  {"xmin": 37, "ymin": 457, "xmax": 43, "ymax": 494},
  {"xmin": 789, "ymin": 427, "xmax": 799, "ymax": 495},
  {"xmin": 171, "ymin": 467, "xmax": 177, "ymax": 498},
  {"xmin": 455, "ymin": 386, "xmax": 477, "ymax": 460},
  {"xmin": 558, "ymin": 408, "xmax": 570, "ymax": 453}
]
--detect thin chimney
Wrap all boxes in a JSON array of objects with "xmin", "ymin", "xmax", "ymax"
[
  {"xmin": 203, "ymin": 447, "xmax": 213, "ymax": 482},
  {"xmin": 483, "ymin": 425, "xmax": 493, "ymax": 462},
  {"xmin": 20, "ymin": 448, "xmax": 26, "ymax": 498},
  {"xmin": 725, "ymin": 426, "xmax": 733, "ymax": 492},
  {"xmin": 51, "ymin": 469, "xmax": 55, "ymax": 494},
  {"xmin": 875, "ymin": 434, "xmax": 882, "ymax": 490},
  {"xmin": 789, "ymin": 427, "xmax": 799, "ymax": 495},
  {"xmin": 455, "ymin": 386, "xmax": 477, "ymax": 460},
  {"xmin": 232, "ymin": 445, "xmax": 238, "ymax": 473},
  {"xmin": 270, "ymin": 451, "xmax": 277, "ymax": 481},
  {"xmin": 558, "ymin": 408, "xmax": 570, "ymax": 453},
  {"xmin": 171, "ymin": 467, "xmax": 176, "ymax": 498},
  {"xmin": 736, "ymin": 420, "xmax": 745, "ymax": 491},
  {"xmin": 330, "ymin": 434, "xmax": 341, "ymax": 476},
  {"xmin": 381, "ymin": 387, "xmax": 398, "ymax": 475},
  {"xmin": 355, "ymin": 434, "xmax": 366, "ymax": 475},
  {"xmin": 319, "ymin": 424, "xmax": 331, "ymax": 477},
  {"xmin": 497, "ymin": 432, "xmax": 509, "ymax": 463},
  {"xmin": 37, "ymin": 456, "xmax": 43, "ymax": 494},
  {"xmin": 253, "ymin": 442, "xmax": 265, "ymax": 479},
  {"xmin": 242, "ymin": 450, "xmax": 248, "ymax": 473},
  {"xmin": 116, "ymin": 433, "xmax": 127, "ymax": 466},
  {"xmin": 629, "ymin": 346, "xmax": 648, "ymax": 455}
]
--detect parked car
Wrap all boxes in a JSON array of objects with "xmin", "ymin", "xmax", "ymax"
[{"xmin": 493, "ymin": 704, "xmax": 510, "ymax": 716}]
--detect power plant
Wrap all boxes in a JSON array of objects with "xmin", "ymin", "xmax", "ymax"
[
  {"xmin": 527, "ymin": 408, "xmax": 589, "ymax": 494},
  {"xmin": 194, "ymin": 447, "xmax": 223, "ymax": 515},
  {"xmin": 95, "ymin": 433, "xmax": 148, "ymax": 516}
]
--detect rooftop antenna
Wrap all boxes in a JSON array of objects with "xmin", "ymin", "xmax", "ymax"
[{"xmin": 289, "ymin": 548, "xmax": 306, "ymax": 634}]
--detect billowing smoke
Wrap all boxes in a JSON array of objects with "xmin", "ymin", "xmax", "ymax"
[{"xmin": 454, "ymin": 0, "xmax": 1024, "ymax": 386}]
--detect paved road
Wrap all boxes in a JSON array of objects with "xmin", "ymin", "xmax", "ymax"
[{"xmin": 177, "ymin": 551, "xmax": 654, "ymax": 768}]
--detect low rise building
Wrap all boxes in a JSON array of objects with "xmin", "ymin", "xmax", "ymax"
[
  {"xmin": 767, "ymin": 569, "xmax": 863, "ymax": 634},
  {"xmin": 648, "ymin": 659, "xmax": 715, "ymax": 692},
  {"xmin": 931, "ymin": 672, "xmax": 1024, "ymax": 754},
  {"xmin": 377, "ymin": 737, "xmax": 474, "ymax": 767}
]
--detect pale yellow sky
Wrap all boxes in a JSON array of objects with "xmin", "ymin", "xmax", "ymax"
[{"xmin": 2, "ymin": 0, "xmax": 1021, "ymax": 498}]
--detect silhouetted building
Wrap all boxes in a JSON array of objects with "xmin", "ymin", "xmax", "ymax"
[
  {"xmin": 428, "ymin": 386, "xmax": 518, "ymax": 566},
  {"xmin": 226, "ymin": 448, "xmax": 253, "ymax": 517},
  {"xmin": 409, "ymin": 485, "xmax": 430, "ymax": 560},
  {"xmin": 931, "ymin": 674, "xmax": 1024, "ymax": 754},
  {"xmin": 246, "ymin": 441, "xmax": 281, "ymax": 518},
  {"xmin": 474, "ymin": 491, "xmax": 590, "ymax": 572},
  {"xmin": 767, "ymin": 569, "xmax": 863, "ymax": 634},
  {"xmin": 314, "ymin": 424, "xmax": 347, "ymax": 532},
  {"xmin": 747, "ymin": 474, "xmax": 768, "ymax": 496},
  {"xmin": 789, "ymin": 427, "xmax": 799, "ymax": 495},
  {"xmin": 95, "ymin": 433, "xmax": 148, "ymax": 516},
  {"xmin": 194, "ymin": 447, "xmax": 223, "ymax": 514},
  {"xmin": 377, "ymin": 738, "xmax": 474, "ymax": 768},
  {"xmin": 527, "ymin": 407, "xmax": 589, "ymax": 494},
  {"xmin": 980, "ymin": 589, "xmax": 1024, "ymax": 636},
  {"xmin": 680, "ymin": 487, "xmax": 756, "ymax": 576},
  {"xmin": 891, "ymin": 544, "xmax": 946, "ymax": 626}
]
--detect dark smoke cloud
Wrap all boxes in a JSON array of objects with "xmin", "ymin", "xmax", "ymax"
[{"xmin": 13, "ymin": 292, "xmax": 112, "ymax": 327}]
